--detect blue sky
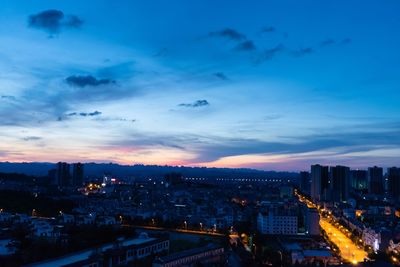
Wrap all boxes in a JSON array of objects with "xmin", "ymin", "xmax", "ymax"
[{"xmin": 0, "ymin": 0, "xmax": 399, "ymax": 171}]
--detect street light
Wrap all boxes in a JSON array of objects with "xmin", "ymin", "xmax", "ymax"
[
  {"xmin": 199, "ymin": 222, "xmax": 203, "ymax": 231},
  {"xmin": 184, "ymin": 221, "xmax": 187, "ymax": 230}
]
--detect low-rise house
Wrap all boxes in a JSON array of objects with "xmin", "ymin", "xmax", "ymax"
[
  {"xmin": 97, "ymin": 216, "xmax": 117, "ymax": 226},
  {"xmin": 14, "ymin": 213, "xmax": 31, "ymax": 224},
  {"xmin": 59, "ymin": 213, "xmax": 75, "ymax": 224},
  {"xmin": 0, "ymin": 212, "xmax": 12, "ymax": 223}
]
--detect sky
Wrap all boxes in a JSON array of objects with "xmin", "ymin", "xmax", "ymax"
[{"xmin": 0, "ymin": 0, "xmax": 400, "ymax": 171}]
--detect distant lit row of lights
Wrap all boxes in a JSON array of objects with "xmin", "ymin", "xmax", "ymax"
[{"xmin": 184, "ymin": 177, "xmax": 289, "ymax": 182}]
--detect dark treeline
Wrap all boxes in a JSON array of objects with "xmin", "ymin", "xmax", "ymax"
[{"xmin": 0, "ymin": 162, "xmax": 299, "ymax": 180}]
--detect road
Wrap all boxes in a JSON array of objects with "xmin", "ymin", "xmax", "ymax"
[
  {"xmin": 320, "ymin": 217, "xmax": 368, "ymax": 264},
  {"xmin": 295, "ymin": 190, "xmax": 368, "ymax": 264}
]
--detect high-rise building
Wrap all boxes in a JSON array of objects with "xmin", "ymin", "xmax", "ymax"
[
  {"xmin": 47, "ymin": 168, "xmax": 57, "ymax": 185},
  {"xmin": 388, "ymin": 167, "xmax": 400, "ymax": 200},
  {"xmin": 350, "ymin": 170, "xmax": 368, "ymax": 191},
  {"xmin": 56, "ymin": 162, "xmax": 71, "ymax": 187},
  {"xmin": 310, "ymin": 164, "xmax": 329, "ymax": 202},
  {"xmin": 330, "ymin": 165, "xmax": 350, "ymax": 203},
  {"xmin": 368, "ymin": 166, "xmax": 384, "ymax": 195},
  {"xmin": 300, "ymin": 171, "xmax": 310, "ymax": 194},
  {"xmin": 72, "ymin": 163, "xmax": 84, "ymax": 186}
]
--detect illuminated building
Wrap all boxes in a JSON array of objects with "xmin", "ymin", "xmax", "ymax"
[{"xmin": 257, "ymin": 206, "xmax": 298, "ymax": 235}]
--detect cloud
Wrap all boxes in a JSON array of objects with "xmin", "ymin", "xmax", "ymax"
[
  {"xmin": 263, "ymin": 114, "xmax": 282, "ymax": 121},
  {"xmin": 65, "ymin": 75, "xmax": 115, "ymax": 87},
  {"xmin": 1, "ymin": 95, "xmax": 16, "ymax": 101},
  {"xmin": 190, "ymin": 125, "xmax": 400, "ymax": 163},
  {"xmin": 234, "ymin": 40, "xmax": 256, "ymax": 51},
  {"xmin": 341, "ymin": 38, "xmax": 352, "ymax": 45},
  {"xmin": 64, "ymin": 15, "xmax": 83, "ymax": 28},
  {"xmin": 95, "ymin": 117, "xmax": 136, "ymax": 123},
  {"xmin": 22, "ymin": 136, "xmax": 42, "ymax": 141},
  {"xmin": 256, "ymin": 44, "xmax": 285, "ymax": 63},
  {"xmin": 260, "ymin": 26, "xmax": 276, "ymax": 33},
  {"xmin": 320, "ymin": 39, "xmax": 336, "ymax": 47},
  {"xmin": 67, "ymin": 111, "xmax": 102, "ymax": 117},
  {"xmin": 28, "ymin": 9, "xmax": 83, "ymax": 34},
  {"xmin": 178, "ymin": 100, "xmax": 210, "ymax": 108},
  {"xmin": 153, "ymin": 47, "xmax": 169, "ymax": 57},
  {"xmin": 208, "ymin": 28, "xmax": 246, "ymax": 41},
  {"xmin": 213, "ymin": 72, "xmax": 228, "ymax": 80},
  {"xmin": 290, "ymin": 47, "xmax": 314, "ymax": 57}
]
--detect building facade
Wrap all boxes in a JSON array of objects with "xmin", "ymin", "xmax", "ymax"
[{"xmin": 310, "ymin": 164, "xmax": 329, "ymax": 202}]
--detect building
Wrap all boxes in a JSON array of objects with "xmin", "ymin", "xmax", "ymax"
[
  {"xmin": 310, "ymin": 164, "xmax": 329, "ymax": 202},
  {"xmin": 350, "ymin": 170, "xmax": 368, "ymax": 191},
  {"xmin": 362, "ymin": 227, "xmax": 381, "ymax": 252},
  {"xmin": 305, "ymin": 208, "xmax": 320, "ymax": 235},
  {"xmin": 56, "ymin": 162, "xmax": 71, "ymax": 187},
  {"xmin": 388, "ymin": 167, "xmax": 400, "ymax": 201},
  {"xmin": 27, "ymin": 233, "xmax": 169, "ymax": 267},
  {"xmin": 300, "ymin": 171, "xmax": 310, "ymax": 194},
  {"xmin": 257, "ymin": 206, "xmax": 298, "ymax": 235},
  {"xmin": 330, "ymin": 165, "xmax": 350, "ymax": 203},
  {"xmin": 368, "ymin": 166, "xmax": 384, "ymax": 195},
  {"xmin": 72, "ymin": 162, "xmax": 84, "ymax": 186},
  {"xmin": 30, "ymin": 219, "xmax": 59, "ymax": 239},
  {"xmin": 152, "ymin": 244, "xmax": 224, "ymax": 267}
]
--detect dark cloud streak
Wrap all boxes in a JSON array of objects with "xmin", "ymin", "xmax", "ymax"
[
  {"xmin": 178, "ymin": 100, "xmax": 210, "ymax": 108},
  {"xmin": 28, "ymin": 9, "xmax": 83, "ymax": 34},
  {"xmin": 234, "ymin": 40, "xmax": 256, "ymax": 51},
  {"xmin": 66, "ymin": 75, "xmax": 115, "ymax": 87},
  {"xmin": 208, "ymin": 28, "xmax": 246, "ymax": 41},
  {"xmin": 213, "ymin": 72, "xmax": 228, "ymax": 80}
]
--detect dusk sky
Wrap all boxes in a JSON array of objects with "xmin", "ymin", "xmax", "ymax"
[{"xmin": 1, "ymin": 1, "xmax": 400, "ymax": 171}]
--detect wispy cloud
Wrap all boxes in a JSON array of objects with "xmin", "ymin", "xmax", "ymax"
[
  {"xmin": 178, "ymin": 100, "xmax": 210, "ymax": 108},
  {"xmin": 341, "ymin": 38, "xmax": 352, "ymax": 45},
  {"xmin": 290, "ymin": 47, "xmax": 314, "ymax": 57},
  {"xmin": 22, "ymin": 136, "xmax": 42, "ymax": 141},
  {"xmin": 234, "ymin": 40, "xmax": 256, "ymax": 51},
  {"xmin": 153, "ymin": 47, "xmax": 169, "ymax": 57},
  {"xmin": 213, "ymin": 72, "xmax": 228, "ymax": 80},
  {"xmin": 260, "ymin": 26, "xmax": 276, "ymax": 33},
  {"xmin": 320, "ymin": 38, "xmax": 336, "ymax": 47},
  {"xmin": 1, "ymin": 95, "xmax": 16, "ymax": 101},
  {"xmin": 67, "ymin": 111, "xmax": 102, "ymax": 117},
  {"xmin": 256, "ymin": 44, "xmax": 285, "ymax": 63},
  {"xmin": 208, "ymin": 28, "xmax": 246, "ymax": 41}
]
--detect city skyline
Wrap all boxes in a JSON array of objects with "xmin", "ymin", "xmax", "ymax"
[{"xmin": 1, "ymin": 1, "xmax": 400, "ymax": 171}]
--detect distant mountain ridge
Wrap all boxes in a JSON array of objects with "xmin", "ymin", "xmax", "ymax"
[{"xmin": 0, "ymin": 162, "xmax": 299, "ymax": 180}]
